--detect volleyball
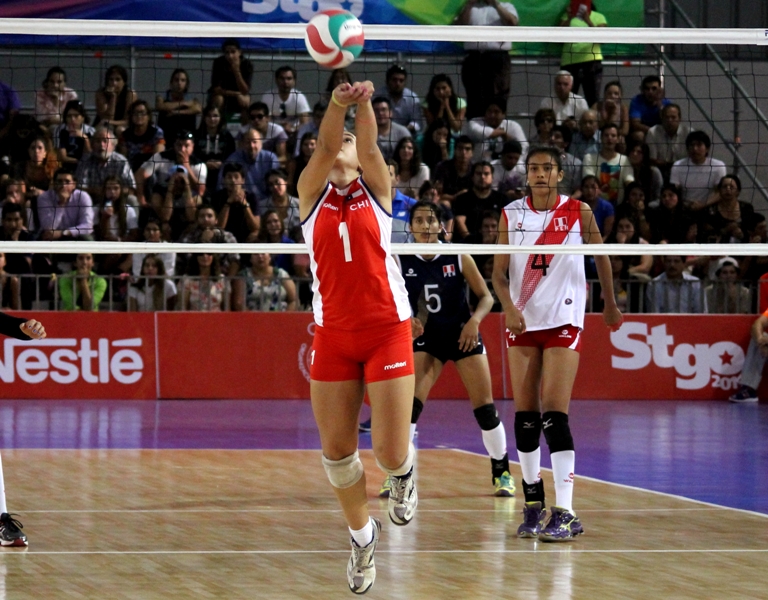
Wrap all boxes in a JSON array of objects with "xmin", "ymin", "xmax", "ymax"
[{"xmin": 304, "ymin": 10, "xmax": 364, "ymax": 69}]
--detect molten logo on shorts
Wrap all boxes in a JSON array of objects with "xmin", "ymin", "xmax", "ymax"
[{"xmin": 384, "ymin": 361, "xmax": 407, "ymax": 371}]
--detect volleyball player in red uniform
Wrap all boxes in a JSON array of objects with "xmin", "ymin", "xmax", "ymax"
[
  {"xmin": 0, "ymin": 312, "xmax": 46, "ymax": 546},
  {"xmin": 297, "ymin": 81, "xmax": 417, "ymax": 594},
  {"xmin": 492, "ymin": 146, "xmax": 622, "ymax": 542}
]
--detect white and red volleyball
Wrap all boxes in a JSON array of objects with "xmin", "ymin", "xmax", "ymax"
[{"xmin": 304, "ymin": 10, "xmax": 364, "ymax": 69}]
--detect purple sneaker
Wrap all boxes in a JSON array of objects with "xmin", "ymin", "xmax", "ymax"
[
  {"xmin": 729, "ymin": 386, "xmax": 758, "ymax": 403},
  {"xmin": 539, "ymin": 506, "xmax": 583, "ymax": 542},
  {"xmin": 517, "ymin": 501, "xmax": 546, "ymax": 538}
]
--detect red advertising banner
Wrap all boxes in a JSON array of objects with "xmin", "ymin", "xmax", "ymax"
[
  {"xmin": 0, "ymin": 312, "xmax": 156, "ymax": 399},
  {"xmin": 1, "ymin": 312, "xmax": 761, "ymax": 401}
]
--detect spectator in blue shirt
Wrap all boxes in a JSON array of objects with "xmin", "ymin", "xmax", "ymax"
[
  {"xmin": 629, "ymin": 75, "xmax": 671, "ymax": 138},
  {"xmin": 580, "ymin": 175, "xmax": 614, "ymax": 241},
  {"xmin": 218, "ymin": 128, "xmax": 279, "ymax": 200},
  {"xmin": 387, "ymin": 160, "xmax": 417, "ymax": 243}
]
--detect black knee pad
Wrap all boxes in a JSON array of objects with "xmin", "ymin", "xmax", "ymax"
[
  {"xmin": 542, "ymin": 411, "xmax": 574, "ymax": 453},
  {"xmin": 514, "ymin": 411, "xmax": 542, "ymax": 453},
  {"xmin": 411, "ymin": 397, "xmax": 424, "ymax": 424},
  {"xmin": 473, "ymin": 404, "xmax": 501, "ymax": 431}
]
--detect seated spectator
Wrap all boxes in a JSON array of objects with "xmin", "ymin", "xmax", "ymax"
[
  {"xmin": 421, "ymin": 119, "xmax": 452, "ymax": 172},
  {"xmin": 181, "ymin": 253, "xmax": 230, "ymax": 312},
  {"xmin": 58, "ymin": 253, "xmax": 107, "ymax": 311},
  {"xmin": 75, "ymin": 125, "xmax": 136, "ymax": 206},
  {"xmin": 592, "ymin": 80, "xmax": 630, "ymax": 137},
  {"xmin": 464, "ymin": 101, "xmax": 528, "ymax": 163},
  {"xmin": 531, "ymin": 108, "xmax": 556, "ymax": 146},
  {"xmin": 156, "ymin": 68, "xmax": 201, "ymax": 146},
  {"xmin": 218, "ymin": 129, "xmax": 280, "ymax": 200},
  {"xmin": 177, "ymin": 204, "xmax": 240, "ymax": 279},
  {"xmin": 94, "ymin": 65, "xmax": 138, "ymax": 132},
  {"xmin": 433, "ymin": 135, "xmax": 474, "ymax": 204},
  {"xmin": 382, "ymin": 64, "xmax": 422, "ymax": 135},
  {"xmin": 0, "ymin": 77, "xmax": 20, "ymax": 140},
  {"xmin": 582, "ymin": 123, "xmax": 634, "ymax": 204},
  {"xmin": 260, "ymin": 168, "xmax": 300, "ymax": 240},
  {"xmin": 287, "ymin": 131, "xmax": 316, "ymax": 195},
  {"xmin": 669, "ymin": 130, "xmax": 727, "ymax": 209},
  {"xmin": 606, "ymin": 215, "xmax": 653, "ymax": 277},
  {"xmin": 491, "ymin": 140, "xmax": 525, "ymax": 201},
  {"xmin": 728, "ymin": 310, "xmax": 768, "ymax": 403},
  {"xmin": 740, "ymin": 214, "xmax": 768, "ymax": 283},
  {"xmin": 422, "ymin": 73, "xmax": 466, "ymax": 136},
  {"xmin": 240, "ymin": 102, "xmax": 288, "ymax": 167},
  {"xmin": 13, "ymin": 135, "xmax": 58, "ymax": 204},
  {"xmin": 0, "ymin": 252, "xmax": 19, "ymax": 309},
  {"xmin": 417, "ymin": 181, "xmax": 454, "ymax": 240},
  {"xmin": 452, "ymin": 161, "xmax": 507, "ymax": 240},
  {"xmin": 705, "ymin": 256, "xmax": 751, "ymax": 315},
  {"xmin": 0, "ymin": 114, "xmax": 48, "ymax": 168},
  {"xmin": 256, "ymin": 209, "xmax": 296, "ymax": 274},
  {"xmin": 136, "ymin": 130, "xmax": 207, "ymax": 206},
  {"xmin": 35, "ymin": 67, "xmax": 78, "ymax": 128},
  {"xmin": 0, "ymin": 180, "xmax": 34, "ymax": 232},
  {"xmin": 118, "ymin": 100, "xmax": 166, "ymax": 171},
  {"xmin": 386, "ymin": 160, "xmax": 417, "ymax": 243},
  {"xmin": 373, "ymin": 97, "xmax": 411, "ymax": 161},
  {"xmin": 212, "ymin": 163, "xmax": 260, "ymax": 243},
  {"xmin": 128, "ymin": 253, "xmax": 177, "ymax": 312},
  {"xmin": 646, "ymin": 183, "xmax": 694, "ymax": 244},
  {"xmin": 626, "ymin": 139, "xmax": 663, "ymax": 204},
  {"xmin": 392, "ymin": 137, "xmax": 430, "ymax": 198},
  {"xmin": 146, "ymin": 169, "xmax": 201, "ymax": 242},
  {"xmin": 209, "ymin": 38, "xmax": 253, "ymax": 123},
  {"xmin": 238, "ymin": 253, "xmax": 297, "ymax": 312},
  {"xmin": 260, "ymin": 66, "xmax": 310, "ymax": 138},
  {"xmin": 131, "ymin": 218, "xmax": 176, "ymax": 277},
  {"xmin": 629, "ymin": 75, "xmax": 670, "ymax": 137},
  {"xmin": 569, "ymin": 110, "xmax": 601, "ymax": 162},
  {"xmin": 0, "ymin": 204, "xmax": 34, "ymax": 308},
  {"xmin": 699, "ymin": 174, "xmax": 756, "ymax": 244},
  {"xmin": 549, "ymin": 125, "xmax": 583, "ymax": 196},
  {"xmin": 37, "ymin": 168, "xmax": 94, "ymax": 240},
  {"xmin": 97, "ymin": 176, "xmax": 139, "ymax": 242},
  {"xmin": 193, "ymin": 104, "xmax": 236, "ymax": 195},
  {"xmin": 539, "ymin": 70, "xmax": 589, "ymax": 129},
  {"xmin": 55, "ymin": 100, "xmax": 94, "ymax": 173},
  {"xmin": 580, "ymin": 175, "xmax": 614, "ymax": 241},
  {"xmin": 465, "ymin": 208, "xmax": 500, "ymax": 275},
  {"xmin": 321, "ymin": 70, "xmax": 356, "ymax": 130},
  {"xmin": 645, "ymin": 255, "xmax": 705, "ymax": 313},
  {"xmin": 646, "ymin": 103, "xmax": 690, "ymax": 181},
  {"xmin": 601, "ymin": 255, "xmax": 643, "ymax": 314},
  {"xmin": 616, "ymin": 182, "xmax": 652, "ymax": 241}
]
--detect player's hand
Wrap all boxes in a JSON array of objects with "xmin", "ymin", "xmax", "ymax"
[
  {"xmin": 505, "ymin": 305, "xmax": 526, "ymax": 335},
  {"xmin": 458, "ymin": 318, "xmax": 480, "ymax": 352},
  {"xmin": 20, "ymin": 319, "xmax": 46, "ymax": 340},
  {"xmin": 603, "ymin": 305, "xmax": 623, "ymax": 332},
  {"xmin": 410, "ymin": 317, "xmax": 424, "ymax": 340}
]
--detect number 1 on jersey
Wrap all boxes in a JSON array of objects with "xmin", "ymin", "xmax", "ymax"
[{"xmin": 339, "ymin": 222, "xmax": 352, "ymax": 262}]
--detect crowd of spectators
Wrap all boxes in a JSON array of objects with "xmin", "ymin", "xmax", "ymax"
[{"xmin": 0, "ymin": 12, "xmax": 762, "ymax": 315}]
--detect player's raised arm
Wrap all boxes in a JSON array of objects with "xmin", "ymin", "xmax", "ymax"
[{"xmin": 353, "ymin": 82, "xmax": 392, "ymax": 211}]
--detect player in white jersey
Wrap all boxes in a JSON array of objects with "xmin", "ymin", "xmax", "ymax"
[{"xmin": 492, "ymin": 146, "xmax": 622, "ymax": 542}]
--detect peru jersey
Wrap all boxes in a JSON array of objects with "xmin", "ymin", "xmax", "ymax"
[
  {"xmin": 301, "ymin": 177, "xmax": 411, "ymax": 330},
  {"xmin": 502, "ymin": 195, "xmax": 586, "ymax": 331}
]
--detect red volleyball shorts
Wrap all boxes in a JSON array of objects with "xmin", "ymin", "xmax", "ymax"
[
  {"xmin": 310, "ymin": 319, "xmax": 415, "ymax": 383},
  {"xmin": 505, "ymin": 324, "xmax": 583, "ymax": 353}
]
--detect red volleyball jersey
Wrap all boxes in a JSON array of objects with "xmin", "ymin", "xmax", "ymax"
[{"xmin": 301, "ymin": 177, "xmax": 411, "ymax": 330}]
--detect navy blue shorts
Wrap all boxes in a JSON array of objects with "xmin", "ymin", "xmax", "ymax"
[{"xmin": 413, "ymin": 325, "xmax": 485, "ymax": 364}]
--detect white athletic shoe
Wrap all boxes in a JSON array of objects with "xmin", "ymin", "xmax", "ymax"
[
  {"xmin": 388, "ymin": 471, "xmax": 418, "ymax": 526},
  {"xmin": 347, "ymin": 517, "xmax": 381, "ymax": 595}
]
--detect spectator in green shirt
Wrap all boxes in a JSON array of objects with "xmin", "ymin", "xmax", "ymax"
[
  {"xmin": 559, "ymin": 2, "xmax": 608, "ymax": 107},
  {"xmin": 58, "ymin": 253, "xmax": 107, "ymax": 311}
]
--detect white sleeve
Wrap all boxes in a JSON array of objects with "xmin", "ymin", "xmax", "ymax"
[
  {"xmin": 297, "ymin": 93, "xmax": 311, "ymax": 114},
  {"xmin": 126, "ymin": 206, "xmax": 139, "ymax": 230},
  {"xmin": 195, "ymin": 162, "xmax": 208, "ymax": 185}
]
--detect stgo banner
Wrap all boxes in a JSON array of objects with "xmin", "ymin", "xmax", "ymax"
[{"xmin": 0, "ymin": 312, "xmax": 761, "ymax": 401}]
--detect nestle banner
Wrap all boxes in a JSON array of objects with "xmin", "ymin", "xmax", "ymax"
[{"xmin": 0, "ymin": 312, "xmax": 761, "ymax": 401}]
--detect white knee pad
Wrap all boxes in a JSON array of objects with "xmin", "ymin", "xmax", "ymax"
[
  {"xmin": 322, "ymin": 451, "xmax": 364, "ymax": 489},
  {"xmin": 376, "ymin": 442, "xmax": 415, "ymax": 477}
]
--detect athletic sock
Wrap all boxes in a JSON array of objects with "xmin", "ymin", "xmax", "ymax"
[
  {"xmin": 409, "ymin": 423, "xmax": 417, "ymax": 442},
  {"xmin": 517, "ymin": 447, "xmax": 541, "ymax": 488},
  {"xmin": 481, "ymin": 422, "xmax": 507, "ymax": 462},
  {"xmin": 349, "ymin": 517, "xmax": 374, "ymax": 547},
  {"xmin": 551, "ymin": 450, "xmax": 575, "ymax": 513},
  {"xmin": 0, "ymin": 453, "xmax": 7, "ymax": 514}
]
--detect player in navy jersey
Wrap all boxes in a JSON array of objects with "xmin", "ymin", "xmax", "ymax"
[
  {"xmin": 493, "ymin": 146, "xmax": 622, "ymax": 542},
  {"xmin": 372, "ymin": 200, "xmax": 515, "ymax": 497},
  {"xmin": 0, "ymin": 311, "xmax": 46, "ymax": 546},
  {"xmin": 297, "ymin": 80, "xmax": 416, "ymax": 594}
]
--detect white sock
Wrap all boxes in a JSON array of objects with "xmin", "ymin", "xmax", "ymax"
[
  {"xmin": 481, "ymin": 422, "xmax": 507, "ymax": 460},
  {"xmin": 551, "ymin": 450, "xmax": 575, "ymax": 513},
  {"xmin": 517, "ymin": 447, "xmax": 541, "ymax": 485},
  {"xmin": 350, "ymin": 517, "xmax": 374, "ymax": 547},
  {"xmin": 409, "ymin": 423, "xmax": 417, "ymax": 442},
  {"xmin": 0, "ymin": 454, "xmax": 6, "ymax": 514}
]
